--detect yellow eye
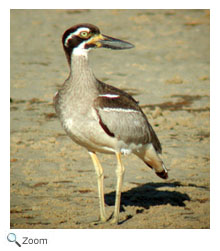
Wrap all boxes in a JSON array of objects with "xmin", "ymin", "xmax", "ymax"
[{"xmin": 79, "ymin": 31, "xmax": 90, "ymax": 38}]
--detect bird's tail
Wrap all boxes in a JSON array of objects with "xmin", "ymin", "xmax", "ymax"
[{"xmin": 135, "ymin": 143, "xmax": 168, "ymax": 179}]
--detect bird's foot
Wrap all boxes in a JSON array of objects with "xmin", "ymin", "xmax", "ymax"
[
  {"xmin": 109, "ymin": 217, "xmax": 119, "ymax": 224},
  {"xmin": 108, "ymin": 212, "xmax": 119, "ymax": 224},
  {"xmin": 89, "ymin": 215, "xmax": 108, "ymax": 226}
]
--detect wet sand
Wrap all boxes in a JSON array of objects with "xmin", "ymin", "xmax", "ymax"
[{"xmin": 10, "ymin": 9, "xmax": 210, "ymax": 228}]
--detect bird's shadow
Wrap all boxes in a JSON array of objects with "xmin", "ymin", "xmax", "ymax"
[{"xmin": 105, "ymin": 181, "xmax": 191, "ymax": 213}]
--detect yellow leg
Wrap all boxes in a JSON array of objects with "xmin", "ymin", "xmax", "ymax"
[
  {"xmin": 110, "ymin": 152, "xmax": 125, "ymax": 224},
  {"xmin": 89, "ymin": 152, "xmax": 107, "ymax": 222}
]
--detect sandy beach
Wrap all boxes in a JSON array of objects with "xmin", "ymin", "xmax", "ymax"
[{"xmin": 10, "ymin": 9, "xmax": 209, "ymax": 229}]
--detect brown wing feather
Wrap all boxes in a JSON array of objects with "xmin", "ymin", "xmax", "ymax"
[{"xmin": 94, "ymin": 80, "xmax": 162, "ymax": 153}]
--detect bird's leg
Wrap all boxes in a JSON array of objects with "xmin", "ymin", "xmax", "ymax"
[
  {"xmin": 110, "ymin": 152, "xmax": 125, "ymax": 224},
  {"xmin": 89, "ymin": 152, "xmax": 107, "ymax": 222}
]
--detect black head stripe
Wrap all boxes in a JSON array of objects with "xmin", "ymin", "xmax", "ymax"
[
  {"xmin": 62, "ymin": 23, "xmax": 100, "ymax": 48},
  {"xmin": 62, "ymin": 24, "xmax": 101, "ymax": 64},
  {"xmin": 63, "ymin": 35, "xmax": 84, "ymax": 49}
]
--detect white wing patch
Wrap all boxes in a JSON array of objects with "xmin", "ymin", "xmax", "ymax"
[
  {"xmin": 102, "ymin": 107, "xmax": 139, "ymax": 113},
  {"xmin": 99, "ymin": 94, "xmax": 120, "ymax": 98}
]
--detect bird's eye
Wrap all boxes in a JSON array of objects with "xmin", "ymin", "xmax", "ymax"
[{"xmin": 79, "ymin": 31, "xmax": 90, "ymax": 38}]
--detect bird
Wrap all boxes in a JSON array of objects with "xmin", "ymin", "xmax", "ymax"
[{"xmin": 54, "ymin": 23, "xmax": 168, "ymax": 224}]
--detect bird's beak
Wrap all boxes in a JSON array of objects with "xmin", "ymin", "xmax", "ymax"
[{"xmin": 89, "ymin": 34, "xmax": 134, "ymax": 50}]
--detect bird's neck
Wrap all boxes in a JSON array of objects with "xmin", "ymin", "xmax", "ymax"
[
  {"xmin": 70, "ymin": 52, "xmax": 89, "ymax": 76},
  {"xmin": 67, "ymin": 53, "xmax": 97, "ymax": 94}
]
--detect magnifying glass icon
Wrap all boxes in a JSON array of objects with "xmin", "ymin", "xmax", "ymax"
[{"xmin": 7, "ymin": 233, "xmax": 21, "ymax": 247}]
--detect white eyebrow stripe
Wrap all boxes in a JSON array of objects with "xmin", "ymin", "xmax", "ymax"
[
  {"xmin": 73, "ymin": 27, "xmax": 90, "ymax": 35},
  {"xmin": 64, "ymin": 27, "xmax": 91, "ymax": 46},
  {"xmin": 99, "ymin": 94, "xmax": 120, "ymax": 98}
]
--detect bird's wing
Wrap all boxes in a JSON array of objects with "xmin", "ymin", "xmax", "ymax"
[{"xmin": 94, "ymin": 81, "xmax": 162, "ymax": 153}]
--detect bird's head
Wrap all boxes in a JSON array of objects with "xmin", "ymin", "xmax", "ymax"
[{"xmin": 62, "ymin": 23, "xmax": 134, "ymax": 63}]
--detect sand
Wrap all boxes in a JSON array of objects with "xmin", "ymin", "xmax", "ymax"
[{"xmin": 10, "ymin": 9, "xmax": 209, "ymax": 229}]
